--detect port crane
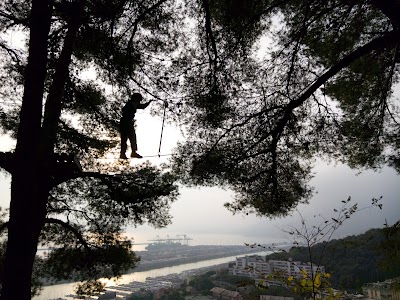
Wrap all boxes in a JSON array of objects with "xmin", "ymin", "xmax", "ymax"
[{"xmin": 148, "ymin": 234, "xmax": 192, "ymax": 246}]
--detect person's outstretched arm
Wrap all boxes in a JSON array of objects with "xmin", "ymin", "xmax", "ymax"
[{"xmin": 137, "ymin": 100, "xmax": 152, "ymax": 109}]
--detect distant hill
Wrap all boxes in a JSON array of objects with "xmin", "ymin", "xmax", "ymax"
[{"xmin": 264, "ymin": 228, "xmax": 400, "ymax": 291}]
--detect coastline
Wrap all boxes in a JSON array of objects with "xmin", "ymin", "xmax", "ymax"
[
  {"xmin": 132, "ymin": 245, "xmax": 265, "ymax": 272},
  {"xmin": 41, "ymin": 245, "xmax": 266, "ymax": 287},
  {"xmin": 35, "ymin": 250, "xmax": 269, "ymax": 300}
]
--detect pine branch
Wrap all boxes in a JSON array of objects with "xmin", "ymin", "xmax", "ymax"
[
  {"xmin": 45, "ymin": 217, "xmax": 90, "ymax": 252},
  {"xmin": 272, "ymin": 30, "xmax": 400, "ymax": 146}
]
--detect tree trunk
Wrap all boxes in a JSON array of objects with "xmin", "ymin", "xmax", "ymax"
[
  {"xmin": 41, "ymin": 0, "xmax": 84, "ymax": 153},
  {"xmin": 2, "ymin": 177, "xmax": 48, "ymax": 300},
  {"xmin": 1, "ymin": 0, "xmax": 84, "ymax": 297},
  {"xmin": 0, "ymin": 0, "xmax": 53, "ymax": 299}
]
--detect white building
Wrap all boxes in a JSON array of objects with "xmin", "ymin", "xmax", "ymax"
[
  {"xmin": 228, "ymin": 255, "xmax": 325, "ymax": 279},
  {"xmin": 229, "ymin": 255, "xmax": 270, "ymax": 278},
  {"xmin": 362, "ymin": 278, "xmax": 400, "ymax": 300},
  {"xmin": 269, "ymin": 259, "xmax": 325, "ymax": 278}
]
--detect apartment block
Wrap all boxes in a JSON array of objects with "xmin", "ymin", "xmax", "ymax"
[
  {"xmin": 228, "ymin": 255, "xmax": 325, "ymax": 279},
  {"xmin": 363, "ymin": 278, "xmax": 400, "ymax": 300}
]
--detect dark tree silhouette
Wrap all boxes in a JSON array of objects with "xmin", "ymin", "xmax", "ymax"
[
  {"xmin": 172, "ymin": 0, "xmax": 400, "ymax": 217},
  {"xmin": 0, "ymin": 0, "xmax": 399, "ymax": 298},
  {"xmin": 0, "ymin": 0, "xmax": 183, "ymax": 298}
]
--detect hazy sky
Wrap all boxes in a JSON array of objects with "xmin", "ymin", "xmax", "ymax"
[
  {"xmin": 0, "ymin": 2, "xmax": 398, "ymax": 256},
  {"xmin": 125, "ymin": 159, "xmax": 399, "ymax": 246},
  {"xmin": 126, "ymin": 106, "xmax": 399, "ymax": 246},
  {"xmin": 0, "ymin": 21, "xmax": 398, "ymax": 249},
  {"xmin": 0, "ymin": 96, "xmax": 398, "ymax": 248}
]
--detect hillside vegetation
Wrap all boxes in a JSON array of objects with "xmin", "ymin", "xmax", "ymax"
[{"xmin": 265, "ymin": 228, "xmax": 400, "ymax": 290}]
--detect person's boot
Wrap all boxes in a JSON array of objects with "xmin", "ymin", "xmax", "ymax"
[
  {"xmin": 120, "ymin": 153, "xmax": 128, "ymax": 159},
  {"xmin": 131, "ymin": 152, "xmax": 143, "ymax": 158}
]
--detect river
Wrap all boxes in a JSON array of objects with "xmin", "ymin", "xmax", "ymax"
[{"xmin": 34, "ymin": 251, "xmax": 268, "ymax": 300}]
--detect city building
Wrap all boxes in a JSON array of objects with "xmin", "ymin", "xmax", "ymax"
[
  {"xmin": 228, "ymin": 255, "xmax": 325, "ymax": 280},
  {"xmin": 229, "ymin": 255, "xmax": 271, "ymax": 278},
  {"xmin": 363, "ymin": 278, "xmax": 400, "ymax": 300},
  {"xmin": 211, "ymin": 287, "xmax": 243, "ymax": 300}
]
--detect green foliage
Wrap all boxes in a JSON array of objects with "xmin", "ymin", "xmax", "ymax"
[
  {"xmin": 215, "ymin": 272, "xmax": 254, "ymax": 286},
  {"xmin": 380, "ymin": 221, "xmax": 400, "ymax": 272},
  {"xmin": 205, "ymin": 270, "xmax": 217, "ymax": 276},
  {"xmin": 42, "ymin": 241, "xmax": 139, "ymax": 282},
  {"xmin": 158, "ymin": 290, "xmax": 185, "ymax": 300},
  {"xmin": 1, "ymin": 0, "xmax": 400, "ymax": 296},
  {"xmin": 75, "ymin": 280, "xmax": 106, "ymax": 297},
  {"xmin": 0, "ymin": 0, "xmax": 186, "ymax": 157},
  {"xmin": 260, "ymin": 285, "xmax": 294, "ymax": 297},
  {"xmin": 37, "ymin": 162, "xmax": 178, "ymax": 287},
  {"xmin": 0, "ymin": 0, "xmax": 182, "ymax": 295},
  {"xmin": 266, "ymin": 228, "xmax": 400, "ymax": 290},
  {"xmin": 210, "ymin": 0, "xmax": 270, "ymax": 44},
  {"xmin": 1, "ymin": 0, "xmax": 398, "ymax": 224},
  {"xmin": 189, "ymin": 273, "xmax": 215, "ymax": 294},
  {"xmin": 3, "ymin": 0, "xmax": 398, "ymax": 228},
  {"xmin": 285, "ymin": 271, "xmax": 334, "ymax": 299},
  {"xmin": 171, "ymin": 0, "xmax": 400, "ymax": 219}
]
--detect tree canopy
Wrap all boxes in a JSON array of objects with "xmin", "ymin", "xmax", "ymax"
[
  {"xmin": 171, "ymin": 0, "xmax": 400, "ymax": 217},
  {"xmin": 0, "ymin": 0, "xmax": 399, "ymax": 298},
  {"xmin": 0, "ymin": 0, "xmax": 182, "ymax": 297}
]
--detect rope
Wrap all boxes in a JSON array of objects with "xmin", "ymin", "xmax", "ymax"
[
  {"xmin": 142, "ymin": 153, "xmax": 172, "ymax": 158},
  {"xmin": 96, "ymin": 99, "xmax": 170, "ymax": 160},
  {"xmin": 96, "ymin": 153, "xmax": 173, "ymax": 161},
  {"xmin": 158, "ymin": 101, "xmax": 168, "ymax": 157}
]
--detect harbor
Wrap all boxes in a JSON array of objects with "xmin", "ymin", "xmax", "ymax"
[
  {"xmin": 35, "ymin": 236, "xmax": 276, "ymax": 300},
  {"xmin": 63, "ymin": 267, "xmax": 223, "ymax": 300},
  {"xmin": 36, "ymin": 250, "xmax": 268, "ymax": 300}
]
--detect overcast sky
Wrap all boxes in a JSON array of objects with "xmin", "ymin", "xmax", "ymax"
[
  {"xmin": 125, "ymin": 159, "xmax": 399, "ymax": 246},
  {"xmin": 0, "ymin": 25, "xmax": 398, "ymax": 249},
  {"xmin": 0, "ymin": 95, "xmax": 398, "ymax": 248},
  {"xmin": 122, "ymin": 104, "xmax": 399, "ymax": 246}
]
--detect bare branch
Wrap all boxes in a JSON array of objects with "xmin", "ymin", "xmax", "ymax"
[
  {"xmin": 45, "ymin": 217, "xmax": 90, "ymax": 252},
  {"xmin": 201, "ymin": 0, "xmax": 218, "ymax": 75},
  {"xmin": 272, "ymin": 30, "xmax": 400, "ymax": 145},
  {"xmin": 0, "ymin": 42, "xmax": 23, "ymax": 63},
  {"xmin": 128, "ymin": 73, "xmax": 165, "ymax": 101},
  {"xmin": 125, "ymin": 0, "xmax": 169, "ymax": 51},
  {"xmin": 0, "ymin": 10, "xmax": 29, "ymax": 27}
]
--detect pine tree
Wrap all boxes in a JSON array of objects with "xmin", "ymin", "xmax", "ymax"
[
  {"xmin": 172, "ymin": 0, "xmax": 400, "ymax": 216},
  {"xmin": 0, "ymin": 0, "xmax": 184, "ymax": 298},
  {"xmin": 1, "ymin": 0, "xmax": 399, "ymax": 298}
]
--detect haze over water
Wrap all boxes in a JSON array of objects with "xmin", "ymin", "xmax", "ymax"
[
  {"xmin": 129, "ymin": 233, "xmax": 286, "ymax": 251},
  {"xmin": 34, "ymin": 251, "xmax": 268, "ymax": 300}
]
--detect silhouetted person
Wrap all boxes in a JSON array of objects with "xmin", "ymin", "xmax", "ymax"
[{"xmin": 119, "ymin": 93, "xmax": 152, "ymax": 159}]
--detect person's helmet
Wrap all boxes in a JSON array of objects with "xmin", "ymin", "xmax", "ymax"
[{"xmin": 131, "ymin": 93, "xmax": 143, "ymax": 102}]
